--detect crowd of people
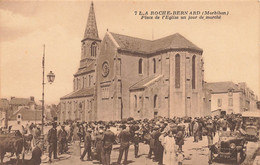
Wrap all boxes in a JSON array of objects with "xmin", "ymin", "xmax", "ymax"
[
  {"xmin": 0, "ymin": 113, "xmax": 244, "ymax": 165},
  {"xmin": 43, "ymin": 113, "xmax": 243, "ymax": 165}
]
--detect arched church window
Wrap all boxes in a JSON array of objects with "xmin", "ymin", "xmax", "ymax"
[
  {"xmin": 138, "ymin": 58, "xmax": 143, "ymax": 74},
  {"xmin": 90, "ymin": 100, "xmax": 92, "ymax": 110},
  {"xmin": 154, "ymin": 95, "xmax": 158, "ymax": 108},
  {"xmin": 82, "ymin": 77, "xmax": 84, "ymax": 88},
  {"xmin": 134, "ymin": 95, "xmax": 137, "ymax": 108},
  {"xmin": 73, "ymin": 79, "xmax": 76, "ymax": 90},
  {"xmin": 192, "ymin": 55, "xmax": 196, "ymax": 89},
  {"xmin": 175, "ymin": 54, "xmax": 180, "ymax": 88},
  {"xmin": 78, "ymin": 78, "xmax": 81, "ymax": 89},
  {"xmin": 77, "ymin": 78, "xmax": 79, "ymax": 90},
  {"xmin": 153, "ymin": 58, "xmax": 156, "ymax": 73},
  {"xmin": 79, "ymin": 102, "xmax": 82, "ymax": 110},
  {"xmin": 91, "ymin": 42, "xmax": 97, "ymax": 57},
  {"xmin": 89, "ymin": 75, "xmax": 92, "ymax": 86},
  {"xmin": 82, "ymin": 42, "xmax": 85, "ymax": 57}
]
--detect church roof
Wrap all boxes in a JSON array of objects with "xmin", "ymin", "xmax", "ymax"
[
  {"xmin": 60, "ymin": 87, "xmax": 94, "ymax": 100},
  {"xmin": 110, "ymin": 32, "xmax": 203, "ymax": 55},
  {"xmin": 83, "ymin": 2, "xmax": 100, "ymax": 41},
  {"xmin": 9, "ymin": 107, "xmax": 42, "ymax": 121},
  {"xmin": 205, "ymin": 81, "xmax": 241, "ymax": 93},
  {"xmin": 130, "ymin": 75, "xmax": 164, "ymax": 91},
  {"xmin": 74, "ymin": 62, "xmax": 95, "ymax": 76}
]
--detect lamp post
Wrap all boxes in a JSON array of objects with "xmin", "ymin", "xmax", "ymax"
[{"xmin": 41, "ymin": 45, "xmax": 55, "ymax": 143}]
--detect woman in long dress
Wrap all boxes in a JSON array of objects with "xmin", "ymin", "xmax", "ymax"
[
  {"xmin": 159, "ymin": 131, "xmax": 167, "ymax": 165},
  {"xmin": 162, "ymin": 131, "xmax": 177, "ymax": 165}
]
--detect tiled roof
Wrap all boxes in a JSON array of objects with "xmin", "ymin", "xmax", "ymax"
[
  {"xmin": 130, "ymin": 75, "xmax": 164, "ymax": 91},
  {"xmin": 10, "ymin": 98, "xmax": 33, "ymax": 105},
  {"xmin": 110, "ymin": 32, "xmax": 203, "ymax": 54},
  {"xmin": 74, "ymin": 62, "xmax": 95, "ymax": 76},
  {"xmin": 205, "ymin": 81, "xmax": 241, "ymax": 93},
  {"xmin": 60, "ymin": 87, "xmax": 94, "ymax": 100},
  {"xmin": 9, "ymin": 107, "xmax": 42, "ymax": 121}
]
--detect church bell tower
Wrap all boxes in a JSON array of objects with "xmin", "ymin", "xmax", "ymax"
[{"xmin": 80, "ymin": 2, "xmax": 101, "ymax": 69}]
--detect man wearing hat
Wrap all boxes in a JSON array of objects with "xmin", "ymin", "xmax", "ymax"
[
  {"xmin": 175, "ymin": 125, "xmax": 184, "ymax": 152},
  {"xmin": 147, "ymin": 126, "xmax": 156, "ymax": 159},
  {"xmin": 153, "ymin": 125, "xmax": 161, "ymax": 162},
  {"xmin": 193, "ymin": 119, "xmax": 199, "ymax": 142},
  {"xmin": 132, "ymin": 131, "xmax": 140, "ymax": 158},
  {"xmin": 206, "ymin": 119, "xmax": 214, "ymax": 148},
  {"xmin": 58, "ymin": 125, "xmax": 68, "ymax": 154},
  {"xmin": 47, "ymin": 122, "xmax": 58, "ymax": 162},
  {"xmin": 117, "ymin": 124, "xmax": 131, "ymax": 165},
  {"xmin": 95, "ymin": 129, "xmax": 104, "ymax": 163},
  {"xmin": 101, "ymin": 125, "xmax": 115, "ymax": 165},
  {"xmin": 80, "ymin": 128, "xmax": 92, "ymax": 161}
]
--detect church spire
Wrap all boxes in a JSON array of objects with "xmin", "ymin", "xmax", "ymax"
[{"xmin": 83, "ymin": 1, "xmax": 100, "ymax": 41}]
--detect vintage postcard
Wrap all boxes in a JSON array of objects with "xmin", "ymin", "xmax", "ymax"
[{"xmin": 0, "ymin": 0, "xmax": 259, "ymax": 165}]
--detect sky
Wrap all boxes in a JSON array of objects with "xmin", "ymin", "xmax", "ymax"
[{"xmin": 0, "ymin": 0, "xmax": 259, "ymax": 104}]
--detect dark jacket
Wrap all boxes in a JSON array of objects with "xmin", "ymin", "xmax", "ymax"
[
  {"xmin": 176, "ymin": 131, "xmax": 184, "ymax": 145},
  {"xmin": 95, "ymin": 133, "xmax": 104, "ymax": 152},
  {"xmin": 118, "ymin": 130, "xmax": 131, "ymax": 147},
  {"xmin": 132, "ymin": 134, "xmax": 140, "ymax": 145},
  {"xmin": 84, "ymin": 132, "xmax": 92, "ymax": 148},
  {"xmin": 47, "ymin": 128, "xmax": 57, "ymax": 143},
  {"xmin": 149, "ymin": 131, "xmax": 155, "ymax": 149},
  {"xmin": 30, "ymin": 146, "xmax": 42, "ymax": 165},
  {"xmin": 58, "ymin": 129, "xmax": 67, "ymax": 141},
  {"xmin": 153, "ymin": 130, "xmax": 161, "ymax": 145},
  {"xmin": 103, "ymin": 130, "xmax": 115, "ymax": 149}
]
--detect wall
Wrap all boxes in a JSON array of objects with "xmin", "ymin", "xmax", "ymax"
[
  {"xmin": 211, "ymin": 92, "xmax": 241, "ymax": 114},
  {"xmin": 120, "ymin": 53, "xmax": 148, "ymax": 119},
  {"xmin": 96, "ymin": 34, "xmax": 121, "ymax": 121},
  {"xmin": 202, "ymin": 89, "xmax": 211, "ymax": 116},
  {"xmin": 169, "ymin": 51, "xmax": 204, "ymax": 117},
  {"xmin": 60, "ymin": 96, "xmax": 94, "ymax": 123},
  {"xmin": 129, "ymin": 76, "xmax": 169, "ymax": 119},
  {"xmin": 74, "ymin": 72, "xmax": 95, "ymax": 91},
  {"xmin": 129, "ymin": 90, "xmax": 144, "ymax": 119}
]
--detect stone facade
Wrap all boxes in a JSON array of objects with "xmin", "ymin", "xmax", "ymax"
[
  {"xmin": 95, "ymin": 32, "xmax": 209, "ymax": 121},
  {"xmin": 205, "ymin": 81, "xmax": 258, "ymax": 114},
  {"xmin": 60, "ymin": 2, "xmax": 211, "ymax": 123}
]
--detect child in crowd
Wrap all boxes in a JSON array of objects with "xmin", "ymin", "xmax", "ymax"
[{"xmin": 176, "ymin": 148, "xmax": 185, "ymax": 165}]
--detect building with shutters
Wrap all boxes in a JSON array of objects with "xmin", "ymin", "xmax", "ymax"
[
  {"xmin": 60, "ymin": 2, "xmax": 211, "ymax": 122},
  {"xmin": 205, "ymin": 81, "xmax": 258, "ymax": 114}
]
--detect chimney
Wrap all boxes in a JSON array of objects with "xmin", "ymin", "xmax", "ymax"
[{"xmin": 30, "ymin": 96, "xmax": 35, "ymax": 102}]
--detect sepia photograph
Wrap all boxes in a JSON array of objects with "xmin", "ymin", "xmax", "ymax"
[{"xmin": 0, "ymin": 0, "xmax": 259, "ymax": 164}]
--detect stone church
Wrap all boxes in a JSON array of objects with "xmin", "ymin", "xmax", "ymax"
[{"xmin": 60, "ymin": 2, "xmax": 211, "ymax": 122}]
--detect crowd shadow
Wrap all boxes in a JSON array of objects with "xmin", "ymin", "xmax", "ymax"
[
  {"xmin": 137, "ymin": 153, "xmax": 147, "ymax": 157},
  {"xmin": 2, "ymin": 158, "xmax": 31, "ymax": 165},
  {"xmin": 111, "ymin": 160, "xmax": 135, "ymax": 165}
]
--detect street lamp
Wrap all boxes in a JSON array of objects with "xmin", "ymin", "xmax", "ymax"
[
  {"xmin": 47, "ymin": 71, "xmax": 55, "ymax": 84},
  {"xmin": 41, "ymin": 45, "xmax": 55, "ymax": 148}
]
